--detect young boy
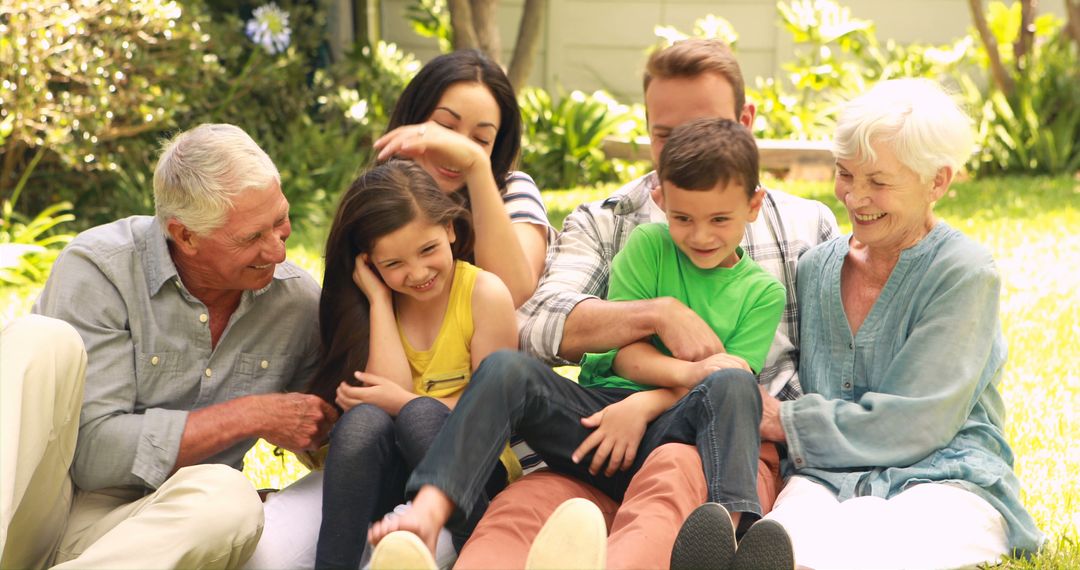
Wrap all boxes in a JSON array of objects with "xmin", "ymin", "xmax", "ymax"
[{"xmin": 368, "ymin": 118, "xmax": 785, "ymax": 569}]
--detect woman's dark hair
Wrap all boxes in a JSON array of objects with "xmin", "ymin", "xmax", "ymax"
[
  {"xmin": 307, "ymin": 160, "xmax": 473, "ymax": 406},
  {"xmin": 386, "ymin": 49, "xmax": 521, "ymax": 196}
]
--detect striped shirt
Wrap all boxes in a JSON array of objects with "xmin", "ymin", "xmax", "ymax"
[{"xmin": 517, "ymin": 171, "xmax": 839, "ymax": 401}]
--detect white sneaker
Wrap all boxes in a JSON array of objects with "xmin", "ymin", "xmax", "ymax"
[{"xmin": 524, "ymin": 498, "xmax": 607, "ymax": 570}]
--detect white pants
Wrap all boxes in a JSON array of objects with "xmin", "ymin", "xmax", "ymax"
[
  {"xmin": 765, "ymin": 476, "xmax": 1010, "ymax": 570},
  {"xmin": 244, "ymin": 470, "xmax": 458, "ymax": 570},
  {"xmin": 1, "ymin": 315, "xmax": 265, "ymax": 569}
]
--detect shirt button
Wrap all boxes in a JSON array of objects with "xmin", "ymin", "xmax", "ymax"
[
  {"xmin": 795, "ymin": 457, "xmax": 804, "ymax": 465},
  {"xmin": 199, "ymin": 313, "xmax": 208, "ymax": 323},
  {"xmin": 843, "ymin": 382, "xmax": 852, "ymax": 389},
  {"xmin": 849, "ymin": 342, "xmax": 854, "ymax": 349},
  {"xmin": 151, "ymin": 356, "xmax": 160, "ymax": 366},
  {"xmin": 204, "ymin": 368, "xmax": 212, "ymax": 378},
  {"xmin": 260, "ymin": 360, "xmax": 269, "ymax": 369}
]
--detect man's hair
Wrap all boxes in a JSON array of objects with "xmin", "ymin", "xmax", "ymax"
[
  {"xmin": 643, "ymin": 38, "xmax": 746, "ymax": 118},
  {"xmin": 833, "ymin": 78, "xmax": 974, "ymax": 182},
  {"xmin": 658, "ymin": 118, "xmax": 759, "ymax": 198},
  {"xmin": 153, "ymin": 123, "xmax": 280, "ymax": 236}
]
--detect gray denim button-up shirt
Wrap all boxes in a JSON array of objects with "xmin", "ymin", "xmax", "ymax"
[{"xmin": 34, "ymin": 216, "xmax": 321, "ymax": 492}]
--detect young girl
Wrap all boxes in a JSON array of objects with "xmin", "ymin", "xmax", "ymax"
[
  {"xmin": 311, "ymin": 160, "xmax": 519, "ymax": 570},
  {"xmin": 374, "ymin": 49, "xmax": 554, "ymax": 307}
]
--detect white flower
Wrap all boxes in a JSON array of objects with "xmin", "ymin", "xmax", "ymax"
[{"xmin": 245, "ymin": 3, "xmax": 291, "ymax": 55}]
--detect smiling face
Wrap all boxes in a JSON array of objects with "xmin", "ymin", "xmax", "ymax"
[
  {"xmin": 369, "ymin": 215, "xmax": 458, "ymax": 302},
  {"xmin": 834, "ymin": 140, "xmax": 948, "ymax": 253},
  {"xmin": 645, "ymin": 73, "xmax": 753, "ymax": 169},
  {"xmin": 421, "ymin": 81, "xmax": 501, "ymax": 193},
  {"xmin": 664, "ymin": 180, "xmax": 763, "ymax": 269},
  {"xmin": 174, "ymin": 181, "xmax": 292, "ymax": 292}
]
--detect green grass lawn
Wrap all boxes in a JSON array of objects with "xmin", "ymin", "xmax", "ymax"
[{"xmin": 2, "ymin": 175, "xmax": 1076, "ymax": 566}]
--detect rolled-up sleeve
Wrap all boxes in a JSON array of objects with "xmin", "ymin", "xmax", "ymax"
[
  {"xmin": 516, "ymin": 204, "xmax": 608, "ymax": 364},
  {"xmin": 34, "ymin": 245, "xmax": 187, "ymax": 490}
]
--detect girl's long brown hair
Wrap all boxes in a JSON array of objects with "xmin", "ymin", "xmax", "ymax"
[{"xmin": 307, "ymin": 160, "xmax": 473, "ymax": 407}]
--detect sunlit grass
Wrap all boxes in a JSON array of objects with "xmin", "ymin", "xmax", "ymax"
[{"xmin": 2, "ymin": 175, "xmax": 1076, "ymax": 566}]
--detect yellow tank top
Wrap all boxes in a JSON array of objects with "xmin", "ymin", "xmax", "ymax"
[{"xmin": 398, "ymin": 260, "xmax": 522, "ymax": 483}]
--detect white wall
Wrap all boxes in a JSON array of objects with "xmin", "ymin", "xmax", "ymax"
[{"xmin": 379, "ymin": 0, "xmax": 1068, "ymax": 102}]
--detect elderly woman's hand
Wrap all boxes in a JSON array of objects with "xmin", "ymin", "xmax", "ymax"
[{"xmin": 758, "ymin": 386, "xmax": 786, "ymax": 443}]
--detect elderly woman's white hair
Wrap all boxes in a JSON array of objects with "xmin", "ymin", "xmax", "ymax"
[
  {"xmin": 153, "ymin": 123, "xmax": 280, "ymax": 236},
  {"xmin": 833, "ymin": 78, "xmax": 974, "ymax": 182}
]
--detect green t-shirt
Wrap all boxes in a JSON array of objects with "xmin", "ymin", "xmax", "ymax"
[{"xmin": 578, "ymin": 223, "xmax": 786, "ymax": 391}]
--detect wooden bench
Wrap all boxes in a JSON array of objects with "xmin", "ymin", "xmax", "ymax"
[{"xmin": 602, "ymin": 137, "xmax": 836, "ymax": 180}]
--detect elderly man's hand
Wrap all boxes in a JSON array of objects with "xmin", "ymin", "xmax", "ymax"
[{"xmin": 256, "ymin": 393, "xmax": 339, "ymax": 452}]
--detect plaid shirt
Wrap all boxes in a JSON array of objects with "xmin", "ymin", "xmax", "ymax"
[{"xmin": 518, "ymin": 172, "xmax": 839, "ymax": 401}]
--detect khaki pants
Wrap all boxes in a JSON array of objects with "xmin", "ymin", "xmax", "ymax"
[
  {"xmin": 1, "ymin": 315, "xmax": 265, "ymax": 569},
  {"xmin": 454, "ymin": 442, "xmax": 783, "ymax": 570}
]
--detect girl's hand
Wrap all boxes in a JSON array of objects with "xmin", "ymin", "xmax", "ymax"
[
  {"xmin": 572, "ymin": 396, "xmax": 650, "ymax": 477},
  {"xmin": 336, "ymin": 371, "xmax": 416, "ymax": 415},
  {"xmin": 373, "ymin": 121, "xmax": 488, "ymax": 179},
  {"xmin": 352, "ymin": 254, "xmax": 391, "ymax": 303}
]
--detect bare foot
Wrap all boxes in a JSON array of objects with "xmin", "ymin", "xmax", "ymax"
[{"xmin": 368, "ymin": 485, "xmax": 454, "ymax": 554}]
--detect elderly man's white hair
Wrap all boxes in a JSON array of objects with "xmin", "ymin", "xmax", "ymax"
[
  {"xmin": 154, "ymin": 123, "xmax": 281, "ymax": 236},
  {"xmin": 833, "ymin": 78, "xmax": 974, "ymax": 183}
]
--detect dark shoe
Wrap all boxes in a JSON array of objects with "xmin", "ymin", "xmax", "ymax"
[
  {"xmin": 671, "ymin": 503, "xmax": 736, "ymax": 570},
  {"xmin": 732, "ymin": 519, "xmax": 795, "ymax": 570}
]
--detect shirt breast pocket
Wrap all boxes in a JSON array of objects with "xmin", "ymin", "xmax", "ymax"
[
  {"xmin": 420, "ymin": 370, "xmax": 470, "ymax": 398},
  {"xmin": 233, "ymin": 352, "xmax": 299, "ymax": 398},
  {"xmin": 135, "ymin": 351, "xmax": 195, "ymax": 408}
]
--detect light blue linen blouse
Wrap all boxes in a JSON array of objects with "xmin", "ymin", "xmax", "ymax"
[{"xmin": 781, "ymin": 222, "xmax": 1043, "ymax": 555}]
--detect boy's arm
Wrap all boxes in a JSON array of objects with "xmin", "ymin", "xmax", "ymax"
[{"xmin": 572, "ymin": 387, "xmax": 687, "ymax": 476}]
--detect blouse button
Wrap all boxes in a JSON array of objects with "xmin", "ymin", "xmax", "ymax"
[
  {"xmin": 199, "ymin": 313, "xmax": 209, "ymax": 323},
  {"xmin": 261, "ymin": 360, "xmax": 269, "ymax": 369},
  {"xmin": 848, "ymin": 342, "xmax": 854, "ymax": 349},
  {"xmin": 151, "ymin": 356, "xmax": 160, "ymax": 366},
  {"xmin": 843, "ymin": 382, "xmax": 852, "ymax": 389},
  {"xmin": 795, "ymin": 457, "xmax": 804, "ymax": 465}
]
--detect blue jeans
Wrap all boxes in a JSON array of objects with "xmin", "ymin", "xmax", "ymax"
[
  {"xmin": 315, "ymin": 397, "xmax": 503, "ymax": 569},
  {"xmin": 407, "ymin": 350, "xmax": 763, "ymax": 531}
]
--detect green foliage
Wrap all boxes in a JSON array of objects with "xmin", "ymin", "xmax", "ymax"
[
  {"xmin": 0, "ymin": 201, "xmax": 75, "ymax": 286},
  {"xmin": 518, "ymin": 87, "xmax": 648, "ymax": 190},
  {"xmin": 0, "ymin": 0, "xmax": 423, "ymax": 240},
  {"xmin": 965, "ymin": 4, "xmax": 1080, "ymax": 175},
  {"xmin": 406, "ymin": 0, "xmax": 453, "ymax": 53}
]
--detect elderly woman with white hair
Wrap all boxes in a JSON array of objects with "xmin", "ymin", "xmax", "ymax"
[{"xmin": 750, "ymin": 79, "xmax": 1044, "ymax": 568}]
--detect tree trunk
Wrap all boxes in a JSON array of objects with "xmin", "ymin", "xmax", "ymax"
[
  {"xmin": 471, "ymin": 0, "xmax": 501, "ymax": 63},
  {"xmin": 507, "ymin": 0, "xmax": 545, "ymax": 88},
  {"xmin": 449, "ymin": 0, "xmax": 479, "ymax": 50},
  {"xmin": 967, "ymin": 0, "xmax": 1015, "ymax": 96},
  {"xmin": 1066, "ymin": 0, "xmax": 1080, "ymax": 49},
  {"xmin": 1013, "ymin": 0, "xmax": 1037, "ymax": 66}
]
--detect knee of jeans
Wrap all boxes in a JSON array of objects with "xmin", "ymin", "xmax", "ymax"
[
  {"xmin": 161, "ymin": 464, "xmax": 264, "ymax": 540},
  {"xmin": 469, "ymin": 349, "xmax": 534, "ymax": 393},
  {"xmin": 329, "ymin": 404, "xmax": 394, "ymax": 455},
  {"xmin": 701, "ymin": 369, "xmax": 760, "ymax": 406},
  {"xmin": 397, "ymin": 396, "xmax": 450, "ymax": 427}
]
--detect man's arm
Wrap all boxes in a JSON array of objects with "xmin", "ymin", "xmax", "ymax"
[
  {"xmin": 34, "ymin": 244, "xmax": 334, "ymax": 490},
  {"xmin": 518, "ymin": 202, "xmax": 722, "ymax": 363}
]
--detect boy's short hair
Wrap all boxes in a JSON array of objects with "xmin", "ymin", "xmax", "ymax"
[
  {"xmin": 657, "ymin": 118, "xmax": 759, "ymax": 198},
  {"xmin": 643, "ymin": 39, "xmax": 746, "ymax": 119}
]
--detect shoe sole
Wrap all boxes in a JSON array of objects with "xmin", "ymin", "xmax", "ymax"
[
  {"xmin": 525, "ymin": 497, "xmax": 607, "ymax": 570},
  {"xmin": 370, "ymin": 530, "xmax": 437, "ymax": 570},
  {"xmin": 732, "ymin": 519, "xmax": 795, "ymax": 570},
  {"xmin": 671, "ymin": 502, "xmax": 736, "ymax": 570}
]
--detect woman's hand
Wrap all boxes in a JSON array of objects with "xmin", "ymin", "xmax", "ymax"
[
  {"xmin": 572, "ymin": 396, "xmax": 651, "ymax": 477},
  {"xmin": 373, "ymin": 121, "xmax": 489, "ymax": 180},
  {"xmin": 352, "ymin": 254, "xmax": 391, "ymax": 303},
  {"xmin": 335, "ymin": 371, "xmax": 417, "ymax": 415}
]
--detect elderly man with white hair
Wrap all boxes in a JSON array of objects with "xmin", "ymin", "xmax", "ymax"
[{"xmin": 0, "ymin": 123, "xmax": 338, "ymax": 569}]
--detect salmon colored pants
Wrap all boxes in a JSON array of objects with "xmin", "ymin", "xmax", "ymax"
[{"xmin": 454, "ymin": 442, "xmax": 782, "ymax": 570}]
